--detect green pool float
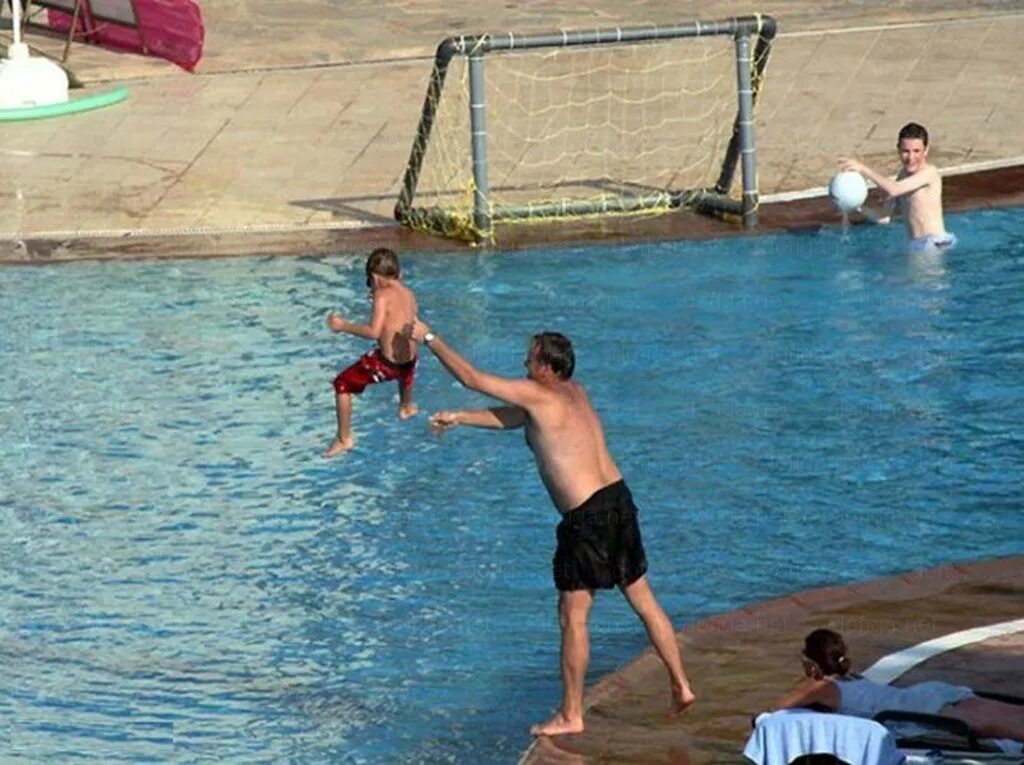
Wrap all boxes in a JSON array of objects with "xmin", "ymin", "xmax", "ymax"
[{"xmin": 0, "ymin": 86, "xmax": 129, "ymax": 122}]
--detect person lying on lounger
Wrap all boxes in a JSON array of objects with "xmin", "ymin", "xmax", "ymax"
[{"xmin": 770, "ymin": 628, "xmax": 1024, "ymax": 743}]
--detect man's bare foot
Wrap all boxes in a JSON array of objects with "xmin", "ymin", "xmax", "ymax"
[
  {"xmin": 533, "ymin": 735, "xmax": 586, "ymax": 763},
  {"xmin": 323, "ymin": 437, "xmax": 355, "ymax": 457},
  {"xmin": 669, "ymin": 688, "xmax": 697, "ymax": 717},
  {"xmin": 398, "ymin": 404, "xmax": 419, "ymax": 420},
  {"xmin": 530, "ymin": 712, "xmax": 584, "ymax": 737}
]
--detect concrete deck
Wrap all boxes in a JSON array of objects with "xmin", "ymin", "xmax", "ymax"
[
  {"xmin": 521, "ymin": 556, "xmax": 1024, "ymax": 764},
  {"xmin": 1, "ymin": 2, "xmax": 1024, "ymax": 261}
]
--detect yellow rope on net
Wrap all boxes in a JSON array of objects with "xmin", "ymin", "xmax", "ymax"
[{"xmin": 402, "ymin": 21, "xmax": 776, "ymax": 242}]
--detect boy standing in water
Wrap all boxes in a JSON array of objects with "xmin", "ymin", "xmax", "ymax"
[
  {"xmin": 323, "ymin": 248, "xmax": 419, "ymax": 457},
  {"xmin": 840, "ymin": 122, "xmax": 956, "ymax": 253}
]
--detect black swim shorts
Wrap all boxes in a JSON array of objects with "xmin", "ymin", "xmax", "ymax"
[{"xmin": 552, "ymin": 480, "xmax": 649, "ymax": 591}]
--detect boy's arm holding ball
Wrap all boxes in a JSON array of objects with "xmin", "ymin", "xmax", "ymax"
[
  {"xmin": 856, "ymin": 197, "xmax": 893, "ymax": 225},
  {"xmin": 831, "ymin": 159, "xmax": 892, "ymax": 224}
]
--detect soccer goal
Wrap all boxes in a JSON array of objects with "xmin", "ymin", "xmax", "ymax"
[{"xmin": 394, "ymin": 14, "xmax": 777, "ymax": 243}]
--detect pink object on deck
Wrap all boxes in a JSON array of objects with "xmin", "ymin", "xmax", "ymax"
[{"xmin": 46, "ymin": 0, "xmax": 204, "ymax": 72}]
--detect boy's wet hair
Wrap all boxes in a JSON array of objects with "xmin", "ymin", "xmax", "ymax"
[
  {"xmin": 804, "ymin": 629, "xmax": 852, "ymax": 677},
  {"xmin": 532, "ymin": 332, "xmax": 575, "ymax": 380},
  {"xmin": 898, "ymin": 122, "xmax": 929, "ymax": 147},
  {"xmin": 366, "ymin": 247, "xmax": 401, "ymax": 279}
]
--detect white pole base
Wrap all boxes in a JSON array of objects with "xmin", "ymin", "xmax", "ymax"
[{"xmin": 0, "ymin": 48, "xmax": 70, "ymax": 109}]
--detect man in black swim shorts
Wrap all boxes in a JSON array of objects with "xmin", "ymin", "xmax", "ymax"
[
  {"xmin": 553, "ymin": 479, "xmax": 649, "ymax": 591},
  {"xmin": 412, "ymin": 323, "xmax": 696, "ymax": 737}
]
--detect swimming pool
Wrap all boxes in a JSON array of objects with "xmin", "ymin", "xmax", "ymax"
[{"xmin": 2, "ymin": 207, "xmax": 1023, "ymax": 762}]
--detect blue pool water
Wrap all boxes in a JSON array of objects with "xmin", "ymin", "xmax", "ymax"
[{"xmin": 2, "ymin": 207, "xmax": 1024, "ymax": 763}]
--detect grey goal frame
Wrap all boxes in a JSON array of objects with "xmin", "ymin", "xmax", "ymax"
[{"xmin": 395, "ymin": 14, "xmax": 777, "ymax": 242}]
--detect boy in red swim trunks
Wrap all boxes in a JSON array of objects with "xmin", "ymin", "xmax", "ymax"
[{"xmin": 323, "ymin": 248, "xmax": 419, "ymax": 457}]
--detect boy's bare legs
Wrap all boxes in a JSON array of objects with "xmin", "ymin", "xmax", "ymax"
[
  {"xmin": 531, "ymin": 589, "xmax": 593, "ymax": 737},
  {"xmin": 398, "ymin": 383, "xmax": 418, "ymax": 420},
  {"xmin": 324, "ymin": 392, "xmax": 355, "ymax": 457},
  {"xmin": 621, "ymin": 575, "xmax": 696, "ymax": 714}
]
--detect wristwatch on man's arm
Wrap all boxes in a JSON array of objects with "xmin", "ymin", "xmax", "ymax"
[{"xmin": 423, "ymin": 331, "xmax": 437, "ymax": 346}]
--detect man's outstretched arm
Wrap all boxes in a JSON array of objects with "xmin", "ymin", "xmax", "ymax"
[
  {"xmin": 412, "ymin": 319, "xmax": 545, "ymax": 409},
  {"xmin": 430, "ymin": 407, "xmax": 526, "ymax": 433}
]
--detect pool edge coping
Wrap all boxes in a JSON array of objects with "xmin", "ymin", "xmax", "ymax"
[{"xmin": 3, "ymin": 163, "xmax": 1023, "ymax": 266}]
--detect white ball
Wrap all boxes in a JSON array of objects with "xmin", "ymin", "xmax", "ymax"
[{"xmin": 828, "ymin": 171, "xmax": 868, "ymax": 213}]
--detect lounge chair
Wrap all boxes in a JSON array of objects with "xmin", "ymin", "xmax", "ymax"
[
  {"xmin": 744, "ymin": 697, "xmax": 1024, "ymax": 765},
  {"xmin": 874, "ymin": 691, "xmax": 1024, "ymax": 763}
]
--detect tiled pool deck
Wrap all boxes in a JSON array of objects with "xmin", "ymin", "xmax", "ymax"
[{"xmin": 1, "ymin": 1, "xmax": 1023, "ymax": 261}]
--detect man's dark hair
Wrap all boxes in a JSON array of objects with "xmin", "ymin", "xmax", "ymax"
[
  {"xmin": 897, "ymin": 122, "xmax": 929, "ymax": 147},
  {"xmin": 532, "ymin": 332, "xmax": 575, "ymax": 380},
  {"xmin": 366, "ymin": 247, "xmax": 401, "ymax": 279}
]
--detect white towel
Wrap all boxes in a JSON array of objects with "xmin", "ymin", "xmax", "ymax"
[{"xmin": 744, "ymin": 709, "xmax": 905, "ymax": 765}]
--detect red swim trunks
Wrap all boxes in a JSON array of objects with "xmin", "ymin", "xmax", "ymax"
[{"xmin": 333, "ymin": 349, "xmax": 417, "ymax": 395}]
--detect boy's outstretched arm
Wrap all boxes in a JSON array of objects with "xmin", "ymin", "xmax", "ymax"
[
  {"xmin": 430, "ymin": 407, "xmax": 526, "ymax": 433},
  {"xmin": 327, "ymin": 293, "xmax": 386, "ymax": 340}
]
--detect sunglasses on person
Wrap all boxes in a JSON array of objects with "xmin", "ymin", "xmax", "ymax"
[{"xmin": 800, "ymin": 653, "xmax": 819, "ymax": 671}]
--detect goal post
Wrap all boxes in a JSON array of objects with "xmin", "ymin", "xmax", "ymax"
[{"xmin": 395, "ymin": 14, "xmax": 777, "ymax": 243}]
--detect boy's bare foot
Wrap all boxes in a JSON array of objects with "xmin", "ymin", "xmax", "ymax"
[
  {"xmin": 323, "ymin": 437, "xmax": 355, "ymax": 457},
  {"xmin": 398, "ymin": 404, "xmax": 419, "ymax": 420},
  {"xmin": 529, "ymin": 712, "xmax": 584, "ymax": 737},
  {"xmin": 670, "ymin": 688, "xmax": 697, "ymax": 717}
]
